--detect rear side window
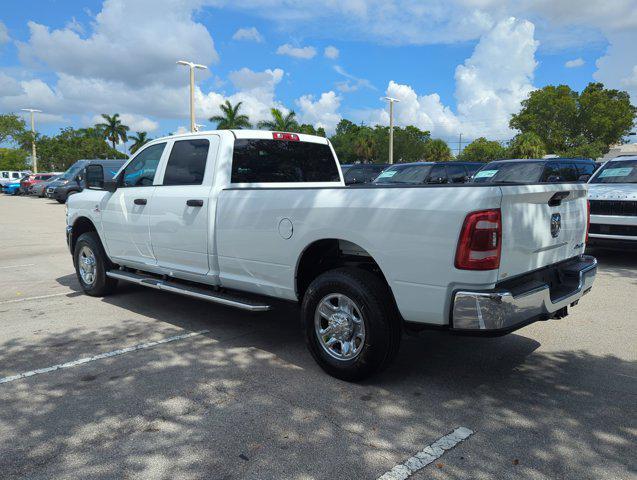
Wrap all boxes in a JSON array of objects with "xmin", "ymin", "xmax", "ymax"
[
  {"xmin": 445, "ymin": 164, "xmax": 467, "ymax": 183},
  {"xmin": 231, "ymin": 139, "xmax": 340, "ymax": 183},
  {"xmin": 163, "ymin": 139, "xmax": 209, "ymax": 186},
  {"xmin": 557, "ymin": 162, "xmax": 578, "ymax": 182},
  {"xmin": 576, "ymin": 163, "xmax": 595, "ymax": 177},
  {"xmin": 541, "ymin": 163, "xmax": 560, "ymax": 182},
  {"xmin": 122, "ymin": 143, "xmax": 166, "ymax": 187},
  {"xmin": 425, "ymin": 165, "xmax": 448, "ymax": 184}
]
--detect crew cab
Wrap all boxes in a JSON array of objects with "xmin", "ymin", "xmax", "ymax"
[
  {"xmin": 587, "ymin": 156, "xmax": 637, "ymax": 248},
  {"xmin": 66, "ymin": 130, "xmax": 597, "ymax": 380}
]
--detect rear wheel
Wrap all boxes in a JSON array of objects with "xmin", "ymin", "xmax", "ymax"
[
  {"xmin": 302, "ymin": 267, "xmax": 401, "ymax": 381},
  {"xmin": 73, "ymin": 232, "xmax": 117, "ymax": 296}
]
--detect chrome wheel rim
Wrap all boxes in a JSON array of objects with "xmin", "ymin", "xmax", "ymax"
[
  {"xmin": 314, "ymin": 293, "xmax": 366, "ymax": 361},
  {"xmin": 78, "ymin": 246, "xmax": 97, "ymax": 285}
]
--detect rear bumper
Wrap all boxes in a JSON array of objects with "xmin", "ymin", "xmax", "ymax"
[{"xmin": 450, "ymin": 255, "xmax": 597, "ymax": 334}]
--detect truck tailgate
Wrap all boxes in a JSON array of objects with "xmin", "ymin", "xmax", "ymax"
[{"xmin": 498, "ymin": 184, "xmax": 588, "ymax": 281}]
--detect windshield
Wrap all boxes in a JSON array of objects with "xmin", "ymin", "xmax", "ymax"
[
  {"xmin": 472, "ymin": 161, "xmax": 545, "ymax": 184},
  {"xmin": 590, "ymin": 160, "xmax": 637, "ymax": 184},
  {"xmin": 59, "ymin": 162, "xmax": 85, "ymax": 180},
  {"xmin": 373, "ymin": 164, "xmax": 433, "ymax": 184}
]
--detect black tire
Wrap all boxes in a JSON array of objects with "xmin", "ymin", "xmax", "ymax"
[
  {"xmin": 73, "ymin": 231, "xmax": 117, "ymax": 296},
  {"xmin": 56, "ymin": 197, "xmax": 65, "ymax": 204},
  {"xmin": 302, "ymin": 267, "xmax": 401, "ymax": 381}
]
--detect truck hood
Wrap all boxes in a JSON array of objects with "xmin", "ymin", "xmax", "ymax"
[{"xmin": 588, "ymin": 183, "xmax": 637, "ymax": 200}]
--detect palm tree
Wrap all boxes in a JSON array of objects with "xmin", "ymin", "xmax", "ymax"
[
  {"xmin": 354, "ymin": 130, "xmax": 375, "ymax": 163},
  {"xmin": 508, "ymin": 132, "xmax": 546, "ymax": 158},
  {"xmin": 129, "ymin": 131, "xmax": 151, "ymax": 154},
  {"xmin": 423, "ymin": 139, "xmax": 453, "ymax": 162},
  {"xmin": 209, "ymin": 100, "xmax": 251, "ymax": 129},
  {"xmin": 96, "ymin": 113, "xmax": 130, "ymax": 150},
  {"xmin": 257, "ymin": 108, "xmax": 299, "ymax": 132}
]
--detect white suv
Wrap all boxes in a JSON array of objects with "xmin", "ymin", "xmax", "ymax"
[
  {"xmin": 588, "ymin": 156, "xmax": 637, "ymax": 248},
  {"xmin": 0, "ymin": 170, "xmax": 31, "ymax": 187}
]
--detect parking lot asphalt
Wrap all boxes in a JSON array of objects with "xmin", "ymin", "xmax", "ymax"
[{"xmin": 0, "ymin": 194, "xmax": 635, "ymax": 480}]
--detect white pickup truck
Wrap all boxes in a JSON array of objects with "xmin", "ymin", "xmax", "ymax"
[{"xmin": 66, "ymin": 130, "xmax": 597, "ymax": 380}]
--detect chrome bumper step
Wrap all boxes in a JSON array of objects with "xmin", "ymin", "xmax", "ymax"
[{"xmin": 106, "ymin": 270, "xmax": 271, "ymax": 312}]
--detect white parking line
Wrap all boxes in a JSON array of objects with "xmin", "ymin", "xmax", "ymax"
[
  {"xmin": 0, "ymin": 329, "xmax": 210, "ymax": 385},
  {"xmin": 0, "ymin": 292, "xmax": 71, "ymax": 305},
  {"xmin": 377, "ymin": 427, "xmax": 474, "ymax": 480},
  {"xmin": 0, "ymin": 263, "xmax": 36, "ymax": 270}
]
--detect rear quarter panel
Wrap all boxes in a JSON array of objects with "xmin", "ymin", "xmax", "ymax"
[{"xmin": 216, "ymin": 185, "xmax": 503, "ymax": 324}]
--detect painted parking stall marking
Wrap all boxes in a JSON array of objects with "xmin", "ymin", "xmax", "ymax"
[
  {"xmin": 0, "ymin": 329, "xmax": 210, "ymax": 385},
  {"xmin": 377, "ymin": 427, "xmax": 474, "ymax": 480},
  {"xmin": 0, "ymin": 292, "xmax": 71, "ymax": 305}
]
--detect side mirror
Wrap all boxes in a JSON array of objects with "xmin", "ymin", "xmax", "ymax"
[
  {"xmin": 85, "ymin": 165, "xmax": 104, "ymax": 189},
  {"xmin": 86, "ymin": 164, "xmax": 118, "ymax": 192},
  {"xmin": 578, "ymin": 174, "xmax": 591, "ymax": 182},
  {"xmin": 547, "ymin": 175, "xmax": 560, "ymax": 183}
]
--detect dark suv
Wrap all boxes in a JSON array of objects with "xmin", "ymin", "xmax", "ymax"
[
  {"xmin": 372, "ymin": 161, "xmax": 482, "ymax": 185},
  {"xmin": 46, "ymin": 159, "xmax": 126, "ymax": 203},
  {"xmin": 341, "ymin": 164, "xmax": 388, "ymax": 185},
  {"xmin": 471, "ymin": 158, "xmax": 598, "ymax": 184}
]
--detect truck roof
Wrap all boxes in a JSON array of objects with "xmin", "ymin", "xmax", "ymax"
[{"xmin": 161, "ymin": 129, "xmax": 330, "ymax": 145}]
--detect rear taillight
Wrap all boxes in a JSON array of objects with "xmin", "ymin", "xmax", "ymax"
[
  {"xmin": 273, "ymin": 132, "xmax": 299, "ymax": 141},
  {"xmin": 455, "ymin": 209, "xmax": 502, "ymax": 270},
  {"xmin": 586, "ymin": 199, "xmax": 590, "ymax": 244}
]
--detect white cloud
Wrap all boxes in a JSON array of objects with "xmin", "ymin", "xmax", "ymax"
[
  {"xmin": 594, "ymin": 30, "xmax": 637, "ymax": 103},
  {"xmin": 297, "ymin": 91, "xmax": 342, "ymax": 132},
  {"xmin": 232, "ymin": 27, "xmax": 263, "ymax": 43},
  {"xmin": 276, "ymin": 43, "xmax": 317, "ymax": 59},
  {"xmin": 0, "ymin": 21, "xmax": 9, "ymax": 46},
  {"xmin": 17, "ymin": 0, "xmax": 218, "ymax": 88},
  {"xmin": 324, "ymin": 45, "xmax": 339, "ymax": 59},
  {"xmin": 363, "ymin": 17, "xmax": 538, "ymax": 140},
  {"xmin": 334, "ymin": 65, "xmax": 375, "ymax": 92},
  {"xmin": 198, "ymin": 68, "xmax": 286, "ymax": 125},
  {"xmin": 565, "ymin": 58, "xmax": 585, "ymax": 68}
]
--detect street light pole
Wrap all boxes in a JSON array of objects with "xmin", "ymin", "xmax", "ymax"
[
  {"xmin": 176, "ymin": 60, "xmax": 208, "ymax": 132},
  {"xmin": 384, "ymin": 97, "xmax": 400, "ymax": 164},
  {"xmin": 21, "ymin": 108, "xmax": 42, "ymax": 173}
]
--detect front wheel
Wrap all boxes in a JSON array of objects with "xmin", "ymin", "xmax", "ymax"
[
  {"xmin": 73, "ymin": 232, "xmax": 117, "ymax": 296},
  {"xmin": 302, "ymin": 267, "xmax": 401, "ymax": 381}
]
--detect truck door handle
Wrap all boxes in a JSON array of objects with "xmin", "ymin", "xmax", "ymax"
[
  {"xmin": 186, "ymin": 199, "xmax": 204, "ymax": 207},
  {"xmin": 134, "ymin": 198, "xmax": 147, "ymax": 205}
]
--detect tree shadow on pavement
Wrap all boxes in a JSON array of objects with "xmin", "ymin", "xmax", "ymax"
[{"xmin": 0, "ymin": 274, "xmax": 634, "ymax": 479}]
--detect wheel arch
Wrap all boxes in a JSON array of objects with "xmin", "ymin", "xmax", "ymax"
[
  {"xmin": 294, "ymin": 238, "xmax": 393, "ymax": 301},
  {"xmin": 70, "ymin": 216, "xmax": 101, "ymax": 255}
]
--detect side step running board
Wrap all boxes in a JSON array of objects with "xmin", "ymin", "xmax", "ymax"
[{"xmin": 106, "ymin": 270, "xmax": 271, "ymax": 312}]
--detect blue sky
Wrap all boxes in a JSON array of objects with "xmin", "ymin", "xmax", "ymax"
[{"xmin": 1, "ymin": 0, "xmax": 635, "ymax": 151}]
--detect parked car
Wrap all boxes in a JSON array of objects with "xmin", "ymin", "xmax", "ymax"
[
  {"xmin": 20, "ymin": 173, "xmax": 58, "ymax": 194},
  {"xmin": 31, "ymin": 174, "xmax": 61, "ymax": 197},
  {"xmin": 471, "ymin": 158, "xmax": 597, "ymax": 184},
  {"xmin": 0, "ymin": 170, "xmax": 31, "ymax": 188},
  {"xmin": 587, "ymin": 156, "xmax": 637, "ymax": 249},
  {"xmin": 46, "ymin": 159, "xmax": 126, "ymax": 203},
  {"xmin": 2, "ymin": 176, "xmax": 28, "ymax": 195},
  {"xmin": 66, "ymin": 130, "xmax": 596, "ymax": 381},
  {"xmin": 373, "ymin": 161, "xmax": 482, "ymax": 185},
  {"xmin": 341, "ymin": 164, "xmax": 388, "ymax": 185}
]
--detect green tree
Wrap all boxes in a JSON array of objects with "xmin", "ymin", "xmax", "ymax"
[
  {"xmin": 510, "ymin": 82, "xmax": 636, "ymax": 156},
  {"xmin": 457, "ymin": 137, "xmax": 507, "ymax": 162},
  {"xmin": 209, "ymin": 100, "xmax": 251, "ymax": 129},
  {"xmin": 257, "ymin": 108, "xmax": 299, "ymax": 131},
  {"xmin": 30, "ymin": 127, "xmax": 126, "ymax": 171},
  {"xmin": 0, "ymin": 114, "xmax": 26, "ymax": 145},
  {"xmin": 0, "ymin": 148, "xmax": 29, "ymax": 170},
  {"xmin": 129, "ymin": 131, "xmax": 151, "ymax": 154},
  {"xmin": 422, "ymin": 138, "xmax": 452, "ymax": 162},
  {"xmin": 354, "ymin": 129, "xmax": 376, "ymax": 163},
  {"xmin": 96, "ymin": 113, "xmax": 130, "ymax": 150},
  {"xmin": 507, "ymin": 132, "xmax": 547, "ymax": 158}
]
